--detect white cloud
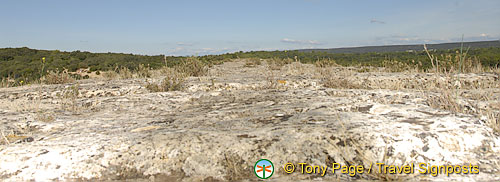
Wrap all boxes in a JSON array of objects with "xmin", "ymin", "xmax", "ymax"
[{"xmin": 280, "ymin": 38, "xmax": 324, "ymax": 45}]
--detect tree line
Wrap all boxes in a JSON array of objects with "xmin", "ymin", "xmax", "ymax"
[{"xmin": 1, "ymin": 46, "xmax": 500, "ymax": 83}]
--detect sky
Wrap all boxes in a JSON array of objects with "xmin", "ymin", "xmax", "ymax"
[{"xmin": 1, "ymin": 0, "xmax": 499, "ymax": 56}]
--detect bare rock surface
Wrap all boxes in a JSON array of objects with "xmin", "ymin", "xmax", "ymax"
[{"xmin": 0, "ymin": 60, "xmax": 499, "ymax": 181}]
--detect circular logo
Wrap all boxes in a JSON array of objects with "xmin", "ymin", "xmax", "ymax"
[{"xmin": 254, "ymin": 159, "xmax": 274, "ymax": 179}]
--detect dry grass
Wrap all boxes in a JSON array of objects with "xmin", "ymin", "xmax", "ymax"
[
  {"xmin": 1, "ymin": 77, "xmax": 16, "ymax": 88},
  {"xmin": 425, "ymin": 89, "xmax": 465, "ymax": 114},
  {"xmin": 57, "ymin": 84, "xmax": 80, "ymax": 113},
  {"xmin": 35, "ymin": 112, "xmax": 55, "ymax": 122},
  {"xmin": 418, "ymin": 45, "xmax": 500, "ymax": 133},
  {"xmin": 101, "ymin": 71, "xmax": 119, "ymax": 80},
  {"xmin": 319, "ymin": 68, "xmax": 365, "ymax": 89},
  {"xmin": 42, "ymin": 70, "xmax": 75, "ymax": 84},
  {"xmin": 382, "ymin": 59, "xmax": 422, "ymax": 73},
  {"xmin": 323, "ymin": 77, "xmax": 364, "ymax": 89},
  {"xmin": 314, "ymin": 59, "xmax": 339, "ymax": 68},
  {"xmin": 309, "ymin": 46, "xmax": 499, "ymax": 134},
  {"xmin": 263, "ymin": 68, "xmax": 278, "ymax": 89},
  {"xmin": 100, "ymin": 65, "xmax": 151, "ymax": 80},
  {"xmin": 485, "ymin": 65, "xmax": 500, "ymax": 73},
  {"xmin": 146, "ymin": 68, "xmax": 186, "ymax": 92},
  {"xmin": 266, "ymin": 57, "xmax": 292, "ymax": 70},
  {"xmin": 425, "ymin": 86, "xmax": 500, "ymax": 134},
  {"xmin": 136, "ymin": 64, "xmax": 152, "ymax": 78},
  {"xmin": 146, "ymin": 58, "xmax": 209, "ymax": 92},
  {"xmin": 174, "ymin": 57, "xmax": 208, "ymax": 77},
  {"xmin": 222, "ymin": 152, "xmax": 250, "ymax": 181},
  {"xmin": 243, "ymin": 58, "xmax": 262, "ymax": 67},
  {"xmin": 117, "ymin": 66, "xmax": 134, "ymax": 79},
  {"xmin": 485, "ymin": 111, "xmax": 500, "ymax": 133}
]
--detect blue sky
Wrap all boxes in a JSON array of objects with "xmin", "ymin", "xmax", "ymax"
[{"xmin": 1, "ymin": 0, "xmax": 499, "ymax": 56}]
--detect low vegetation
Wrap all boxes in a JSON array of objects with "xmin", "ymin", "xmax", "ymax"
[{"xmin": 2, "ymin": 45, "xmax": 499, "ymax": 86}]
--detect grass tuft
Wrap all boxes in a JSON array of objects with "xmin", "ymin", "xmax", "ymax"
[
  {"xmin": 243, "ymin": 58, "xmax": 262, "ymax": 67},
  {"xmin": 174, "ymin": 57, "xmax": 208, "ymax": 77},
  {"xmin": 42, "ymin": 70, "xmax": 76, "ymax": 84},
  {"xmin": 146, "ymin": 68, "xmax": 186, "ymax": 92}
]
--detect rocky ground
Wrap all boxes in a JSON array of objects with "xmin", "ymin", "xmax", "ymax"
[{"xmin": 0, "ymin": 60, "xmax": 499, "ymax": 181}]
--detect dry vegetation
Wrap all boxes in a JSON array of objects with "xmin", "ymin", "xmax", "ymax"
[
  {"xmin": 312, "ymin": 45, "xmax": 500, "ymax": 133},
  {"xmin": 146, "ymin": 68, "xmax": 186, "ymax": 92},
  {"xmin": 243, "ymin": 58, "xmax": 262, "ymax": 67},
  {"xmin": 146, "ymin": 57, "xmax": 208, "ymax": 92},
  {"xmin": 42, "ymin": 70, "xmax": 76, "ymax": 84},
  {"xmin": 266, "ymin": 57, "xmax": 293, "ymax": 70}
]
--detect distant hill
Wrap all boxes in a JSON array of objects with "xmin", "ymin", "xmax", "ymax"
[{"xmin": 298, "ymin": 40, "xmax": 500, "ymax": 54}]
